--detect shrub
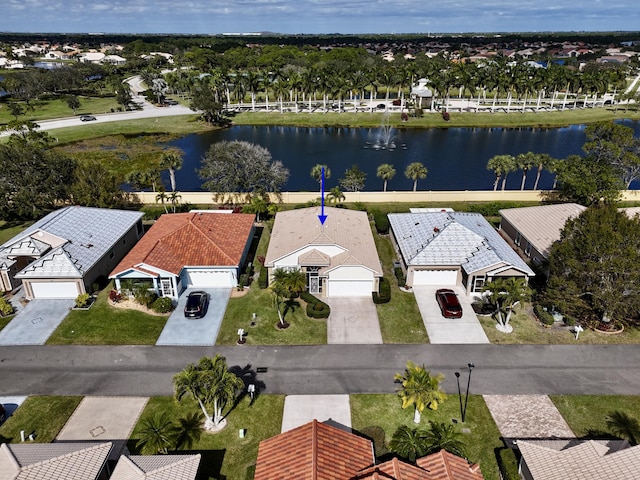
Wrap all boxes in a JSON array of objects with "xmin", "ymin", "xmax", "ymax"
[
  {"xmin": 74, "ymin": 293, "xmax": 91, "ymax": 308},
  {"xmin": 373, "ymin": 212, "xmax": 390, "ymax": 234},
  {"xmin": 373, "ymin": 277, "xmax": 391, "ymax": 304},
  {"xmin": 496, "ymin": 447, "xmax": 520, "ymax": 480},
  {"xmin": 238, "ymin": 273, "xmax": 249, "ymax": 289},
  {"xmin": 352, "ymin": 202, "xmax": 367, "ymax": 212},
  {"xmin": 258, "ymin": 265, "xmax": 269, "ymax": 289},
  {"xmin": 563, "ymin": 315, "xmax": 577, "ymax": 327},
  {"xmin": 394, "ymin": 267, "xmax": 405, "ymax": 287},
  {"xmin": 361, "ymin": 426, "xmax": 388, "ymax": 457},
  {"xmin": 133, "ymin": 285, "xmax": 157, "ymax": 308},
  {"xmin": 92, "ymin": 283, "xmax": 100, "ymax": 294},
  {"xmin": 301, "ymin": 291, "xmax": 330, "ymax": 319},
  {"xmin": 534, "ymin": 304, "xmax": 555, "ymax": 326},
  {"xmin": 152, "ymin": 297, "xmax": 173, "ymax": 313},
  {"xmin": 109, "ymin": 289, "xmax": 122, "ymax": 303},
  {"xmin": 0, "ymin": 297, "xmax": 15, "ymax": 316}
]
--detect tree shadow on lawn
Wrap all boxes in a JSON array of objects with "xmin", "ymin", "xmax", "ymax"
[{"xmin": 229, "ymin": 364, "xmax": 267, "ymax": 409}]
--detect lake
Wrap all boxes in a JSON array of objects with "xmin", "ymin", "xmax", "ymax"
[{"xmin": 168, "ymin": 120, "xmax": 640, "ymax": 192}]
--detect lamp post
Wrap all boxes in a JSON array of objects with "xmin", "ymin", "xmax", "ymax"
[
  {"xmin": 455, "ymin": 363, "xmax": 475, "ymax": 423},
  {"xmin": 454, "ymin": 372, "xmax": 463, "ymax": 422}
]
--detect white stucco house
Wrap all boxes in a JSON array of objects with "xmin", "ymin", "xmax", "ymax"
[
  {"xmin": 264, "ymin": 207, "xmax": 382, "ymax": 297},
  {"xmin": 109, "ymin": 211, "xmax": 256, "ymax": 302},
  {"xmin": 0, "ymin": 206, "xmax": 144, "ymax": 299}
]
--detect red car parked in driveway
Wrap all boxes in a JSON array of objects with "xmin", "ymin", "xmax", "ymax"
[{"xmin": 435, "ymin": 288, "xmax": 463, "ymax": 318}]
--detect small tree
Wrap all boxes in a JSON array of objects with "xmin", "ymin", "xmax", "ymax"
[
  {"xmin": 377, "ymin": 163, "xmax": 396, "ymax": 192},
  {"xmin": 136, "ymin": 413, "xmax": 177, "ymax": 454},
  {"xmin": 487, "ymin": 154, "xmax": 517, "ymax": 191},
  {"xmin": 405, "ymin": 162, "xmax": 428, "ymax": 191},
  {"xmin": 606, "ymin": 411, "xmax": 640, "ymax": 445},
  {"xmin": 389, "ymin": 425, "xmax": 428, "ymax": 462},
  {"xmin": 310, "ymin": 164, "xmax": 331, "ymax": 194},
  {"xmin": 394, "ymin": 361, "xmax": 446, "ymax": 424},
  {"xmin": 67, "ymin": 95, "xmax": 81, "ymax": 115},
  {"xmin": 482, "ymin": 277, "xmax": 532, "ymax": 333},
  {"xmin": 339, "ymin": 165, "xmax": 367, "ymax": 192}
]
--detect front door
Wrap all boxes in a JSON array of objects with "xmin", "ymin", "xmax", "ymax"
[
  {"xmin": 160, "ymin": 278, "xmax": 174, "ymax": 297},
  {"xmin": 309, "ymin": 275, "xmax": 319, "ymax": 294}
]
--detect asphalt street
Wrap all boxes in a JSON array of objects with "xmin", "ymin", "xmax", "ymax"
[{"xmin": 1, "ymin": 344, "xmax": 640, "ymax": 397}]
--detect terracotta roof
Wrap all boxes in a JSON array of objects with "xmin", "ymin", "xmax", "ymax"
[
  {"xmin": 110, "ymin": 212, "xmax": 255, "ymax": 276},
  {"xmin": 109, "ymin": 454, "xmax": 201, "ymax": 480},
  {"xmin": 354, "ymin": 456, "xmax": 431, "ymax": 479},
  {"xmin": 416, "ymin": 450, "xmax": 484, "ymax": 480},
  {"xmin": 0, "ymin": 442, "xmax": 112, "ymax": 480},
  {"xmin": 254, "ymin": 420, "xmax": 374, "ymax": 480}
]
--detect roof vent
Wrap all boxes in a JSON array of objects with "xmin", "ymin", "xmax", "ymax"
[
  {"xmin": 433, "ymin": 227, "xmax": 440, "ymax": 233},
  {"xmin": 415, "ymin": 222, "xmax": 420, "ymax": 226}
]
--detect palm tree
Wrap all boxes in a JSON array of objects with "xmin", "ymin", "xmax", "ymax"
[
  {"xmin": 532, "ymin": 154, "xmax": 555, "ymax": 190},
  {"xmin": 423, "ymin": 421, "xmax": 467, "ymax": 458},
  {"xmin": 327, "ymin": 185, "xmax": 345, "ymax": 204},
  {"xmin": 515, "ymin": 152, "xmax": 537, "ymax": 190},
  {"xmin": 311, "ymin": 164, "xmax": 331, "ymax": 194},
  {"xmin": 405, "ymin": 162, "xmax": 428, "ymax": 192},
  {"xmin": 173, "ymin": 355, "xmax": 244, "ymax": 431},
  {"xmin": 377, "ymin": 163, "xmax": 396, "ymax": 192},
  {"xmin": 174, "ymin": 411, "xmax": 204, "ymax": 450},
  {"xmin": 486, "ymin": 154, "xmax": 516, "ymax": 191},
  {"xmin": 156, "ymin": 191, "xmax": 169, "ymax": 214},
  {"xmin": 394, "ymin": 361, "xmax": 447, "ymax": 424},
  {"xmin": 271, "ymin": 268, "xmax": 306, "ymax": 326},
  {"xmin": 606, "ymin": 411, "xmax": 640, "ymax": 445},
  {"xmin": 389, "ymin": 425, "xmax": 428, "ymax": 462},
  {"xmin": 482, "ymin": 277, "xmax": 532, "ymax": 334},
  {"xmin": 136, "ymin": 413, "xmax": 176, "ymax": 454},
  {"xmin": 168, "ymin": 191, "xmax": 182, "ymax": 213},
  {"xmin": 160, "ymin": 151, "xmax": 183, "ymax": 192}
]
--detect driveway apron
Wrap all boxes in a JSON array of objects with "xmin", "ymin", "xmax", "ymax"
[
  {"xmin": 413, "ymin": 286, "xmax": 490, "ymax": 344},
  {"xmin": 325, "ymin": 297, "xmax": 382, "ymax": 344},
  {"xmin": 281, "ymin": 394, "xmax": 352, "ymax": 433},
  {"xmin": 0, "ymin": 299, "xmax": 74, "ymax": 345},
  {"xmin": 156, "ymin": 288, "xmax": 230, "ymax": 346}
]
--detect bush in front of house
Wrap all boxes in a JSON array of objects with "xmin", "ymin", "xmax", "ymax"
[
  {"xmin": 373, "ymin": 277, "xmax": 391, "ymax": 304},
  {"xmin": 152, "ymin": 297, "xmax": 173, "ymax": 314},
  {"xmin": 372, "ymin": 211, "xmax": 390, "ymax": 234},
  {"xmin": 534, "ymin": 304, "xmax": 555, "ymax": 326},
  {"xmin": 301, "ymin": 291, "xmax": 331, "ymax": 319},
  {"xmin": 0, "ymin": 296, "xmax": 15, "ymax": 317},
  {"xmin": 258, "ymin": 265, "xmax": 268, "ymax": 289},
  {"xmin": 394, "ymin": 267, "xmax": 405, "ymax": 287},
  {"xmin": 133, "ymin": 285, "xmax": 157, "ymax": 308},
  {"xmin": 75, "ymin": 293, "xmax": 91, "ymax": 308}
]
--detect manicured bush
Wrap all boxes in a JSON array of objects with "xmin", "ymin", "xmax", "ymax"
[
  {"xmin": 0, "ymin": 296, "xmax": 15, "ymax": 316},
  {"xmin": 301, "ymin": 291, "xmax": 330, "ymax": 319},
  {"xmin": 133, "ymin": 286, "xmax": 157, "ymax": 308},
  {"xmin": 74, "ymin": 293, "xmax": 91, "ymax": 308},
  {"xmin": 238, "ymin": 274, "xmax": 249, "ymax": 289},
  {"xmin": 258, "ymin": 265, "xmax": 268, "ymax": 289},
  {"xmin": 373, "ymin": 211, "xmax": 390, "ymax": 234},
  {"xmin": 151, "ymin": 297, "xmax": 173, "ymax": 314},
  {"xmin": 394, "ymin": 267, "xmax": 405, "ymax": 287},
  {"xmin": 373, "ymin": 277, "xmax": 391, "ymax": 304},
  {"xmin": 496, "ymin": 447, "xmax": 521, "ymax": 480},
  {"xmin": 534, "ymin": 304, "xmax": 555, "ymax": 326}
]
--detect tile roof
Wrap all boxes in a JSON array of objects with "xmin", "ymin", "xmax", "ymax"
[
  {"xmin": 518, "ymin": 439, "xmax": 640, "ymax": 480},
  {"xmin": 109, "ymin": 454, "xmax": 201, "ymax": 480},
  {"xmin": 254, "ymin": 420, "xmax": 374, "ymax": 480},
  {"xmin": 1, "ymin": 206, "xmax": 142, "ymax": 279},
  {"xmin": 110, "ymin": 212, "xmax": 255, "ymax": 276},
  {"xmin": 354, "ymin": 456, "xmax": 431, "ymax": 479},
  {"xmin": 264, "ymin": 207, "xmax": 382, "ymax": 275},
  {"xmin": 499, "ymin": 203, "xmax": 586, "ymax": 258},
  {"xmin": 0, "ymin": 442, "xmax": 112, "ymax": 480},
  {"xmin": 388, "ymin": 212, "xmax": 534, "ymax": 276}
]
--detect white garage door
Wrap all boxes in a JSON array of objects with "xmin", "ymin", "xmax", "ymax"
[
  {"xmin": 186, "ymin": 270, "xmax": 234, "ymax": 288},
  {"xmin": 412, "ymin": 269, "xmax": 457, "ymax": 286},
  {"xmin": 30, "ymin": 281, "xmax": 79, "ymax": 298},
  {"xmin": 326, "ymin": 280, "xmax": 373, "ymax": 297}
]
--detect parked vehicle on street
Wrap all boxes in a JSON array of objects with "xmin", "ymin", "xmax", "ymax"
[
  {"xmin": 435, "ymin": 288, "xmax": 463, "ymax": 318},
  {"xmin": 80, "ymin": 115, "xmax": 97, "ymax": 122},
  {"xmin": 184, "ymin": 291, "xmax": 209, "ymax": 318}
]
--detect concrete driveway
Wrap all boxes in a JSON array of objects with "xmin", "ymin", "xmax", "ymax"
[
  {"xmin": 281, "ymin": 395, "xmax": 351, "ymax": 433},
  {"xmin": 156, "ymin": 288, "xmax": 231, "ymax": 346},
  {"xmin": 325, "ymin": 297, "xmax": 382, "ymax": 344},
  {"xmin": 0, "ymin": 299, "xmax": 74, "ymax": 345},
  {"xmin": 413, "ymin": 286, "xmax": 490, "ymax": 344}
]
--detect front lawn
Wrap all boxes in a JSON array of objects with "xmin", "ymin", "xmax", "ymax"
[
  {"xmin": 46, "ymin": 286, "xmax": 168, "ymax": 345},
  {"xmin": 0, "ymin": 396, "xmax": 82, "ymax": 444},
  {"xmin": 0, "ymin": 220, "xmax": 32, "ymax": 244},
  {"xmin": 350, "ymin": 394, "xmax": 512, "ymax": 480},
  {"xmin": 373, "ymin": 227, "xmax": 428, "ymax": 343},
  {"xmin": 128, "ymin": 394, "xmax": 284, "ymax": 480},
  {"xmin": 550, "ymin": 395, "xmax": 640, "ymax": 438}
]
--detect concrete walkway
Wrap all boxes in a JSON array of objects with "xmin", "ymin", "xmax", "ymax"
[
  {"xmin": 413, "ymin": 286, "xmax": 489, "ymax": 344},
  {"xmin": 0, "ymin": 299, "xmax": 74, "ymax": 345},
  {"xmin": 483, "ymin": 395, "xmax": 575, "ymax": 442},
  {"xmin": 281, "ymin": 395, "xmax": 351, "ymax": 433},
  {"xmin": 325, "ymin": 298, "xmax": 382, "ymax": 344}
]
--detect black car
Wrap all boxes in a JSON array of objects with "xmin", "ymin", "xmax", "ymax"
[
  {"xmin": 80, "ymin": 115, "xmax": 97, "ymax": 122},
  {"xmin": 184, "ymin": 291, "xmax": 209, "ymax": 318}
]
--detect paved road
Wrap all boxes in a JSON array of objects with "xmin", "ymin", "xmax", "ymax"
[{"xmin": 1, "ymin": 344, "xmax": 640, "ymax": 397}]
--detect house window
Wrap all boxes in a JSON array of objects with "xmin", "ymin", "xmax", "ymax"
[
  {"xmin": 524, "ymin": 242, "xmax": 532, "ymax": 257},
  {"xmin": 160, "ymin": 279, "xmax": 174, "ymax": 297},
  {"xmin": 514, "ymin": 232, "xmax": 521, "ymax": 246},
  {"xmin": 473, "ymin": 276, "xmax": 486, "ymax": 292}
]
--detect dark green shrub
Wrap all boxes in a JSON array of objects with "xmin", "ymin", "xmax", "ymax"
[
  {"xmin": 361, "ymin": 426, "xmax": 388, "ymax": 457},
  {"xmin": 352, "ymin": 202, "xmax": 367, "ymax": 211},
  {"xmin": 133, "ymin": 285, "xmax": 157, "ymax": 308},
  {"xmin": 373, "ymin": 277, "xmax": 391, "ymax": 304},
  {"xmin": 496, "ymin": 447, "xmax": 520, "ymax": 480},
  {"xmin": 564, "ymin": 315, "xmax": 577, "ymax": 326},
  {"xmin": 92, "ymin": 283, "xmax": 100, "ymax": 294},
  {"xmin": 307, "ymin": 302, "xmax": 330, "ymax": 318},
  {"xmin": 258, "ymin": 265, "xmax": 268, "ymax": 289},
  {"xmin": 394, "ymin": 267, "xmax": 405, "ymax": 287},
  {"xmin": 300, "ymin": 291, "xmax": 316, "ymax": 304},
  {"xmin": 238, "ymin": 274, "xmax": 249, "ymax": 288},
  {"xmin": 534, "ymin": 304, "xmax": 555, "ymax": 326},
  {"xmin": 373, "ymin": 212, "xmax": 390, "ymax": 234},
  {"xmin": 152, "ymin": 297, "xmax": 173, "ymax": 313}
]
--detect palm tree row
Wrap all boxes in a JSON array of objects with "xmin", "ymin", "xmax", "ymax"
[{"xmin": 487, "ymin": 152, "xmax": 558, "ymax": 191}]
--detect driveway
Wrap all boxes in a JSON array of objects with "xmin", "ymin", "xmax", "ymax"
[
  {"xmin": 0, "ymin": 299, "xmax": 74, "ymax": 345},
  {"xmin": 325, "ymin": 297, "xmax": 382, "ymax": 344},
  {"xmin": 281, "ymin": 395, "xmax": 352, "ymax": 433},
  {"xmin": 413, "ymin": 286, "xmax": 489, "ymax": 344},
  {"xmin": 156, "ymin": 288, "xmax": 231, "ymax": 346}
]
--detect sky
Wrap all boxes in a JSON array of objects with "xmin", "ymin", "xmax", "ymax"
[{"xmin": 1, "ymin": 0, "xmax": 640, "ymax": 35}]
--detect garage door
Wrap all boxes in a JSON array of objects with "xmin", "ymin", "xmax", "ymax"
[
  {"xmin": 186, "ymin": 270, "xmax": 234, "ymax": 288},
  {"xmin": 326, "ymin": 280, "xmax": 373, "ymax": 297},
  {"xmin": 29, "ymin": 281, "xmax": 79, "ymax": 298},
  {"xmin": 412, "ymin": 269, "xmax": 457, "ymax": 286}
]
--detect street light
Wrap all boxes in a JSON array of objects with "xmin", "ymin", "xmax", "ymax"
[{"xmin": 455, "ymin": 363, "xmax": 475, "ymax": 423}]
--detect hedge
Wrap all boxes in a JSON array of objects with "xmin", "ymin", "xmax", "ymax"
[
  {"xmin": 394, "ymin": 267, "xmax": 405, "ymax": 287},
  {"xmin": 301, "ymin": 291, "xmax": 331, "ymax": 319},
  {"xmin": 372, "ymin": 277, "xmax": 391, "ymax": 304},
  {"xmin": 534, "ymin": 304, "xmax": 555, "ymax": 326},
  {"xmin": 152, "ymin": 297, "xmax": 174, "ymax": 314},
  {"xmin": 258, "ymin": 265, "xmax": 268, "ymax": 289},
  {"xmin": 373, "ymin": 211, "xmax": 390, "ymax": 234}
]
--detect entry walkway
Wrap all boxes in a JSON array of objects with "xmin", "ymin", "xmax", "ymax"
[
  {"xmin": 413, "ymin": 286, "xmax": 489, "ymax": 344},
  {"xmin": 325, "ymin": 298, "xmax": 382, "ymax": 344},
  {"xmin": 0, "ymin": 299, "xmax": 74, "ymax": 345},
  {"xmin": 281, "ymin": 395, "xmax": 352, "ymax": 433}
]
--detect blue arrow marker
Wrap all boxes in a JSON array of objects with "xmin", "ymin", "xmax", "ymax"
[{"xmin": 318, "ymin": 166, "xmax": 328, "ymax": 225}]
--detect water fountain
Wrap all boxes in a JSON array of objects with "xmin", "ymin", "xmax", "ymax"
[{"xmin": 365, "ymin": 110, "xmax": 405, "ymax": 151}]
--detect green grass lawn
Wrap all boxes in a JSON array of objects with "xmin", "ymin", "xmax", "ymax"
[
  {"xmin": 0, "ymin": 220, "xmax": 33, "ymax": 244},
  {"xmin": 0, "ymin": 314, "xmax": 14, "ymax": 332},
  {"xmin": 479, "ymin": 309, "xmax": 640, "ymax": 344},
  {"xmin": 46, "ymin": 286, "xmax": 168, "ymax": 345},
  {"xmin": 129, "ymin": 394, "xmax": 284, "ymax": 480},
  {"xmin": 550, "ymin": 395, "xmax": 640, "ymax": 439},
  {"xmin": 350, "ymin": 394, "xmax": 511, "ymax": 480},
  {"xmin": 0, "ymin": 96, "xmax": 121, "ymax": 126},
  {"xmin": 0, "ymin": 396, "xmax": 82, "ymax": 444},
  {"xmin": 373, "ymin": 228, "xmax": 428, "ymax": 343}
]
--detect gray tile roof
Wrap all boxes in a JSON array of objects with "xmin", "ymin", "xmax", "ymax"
[
  {"xmin": 388, "ymin": 211, "xmax": 534, "ymax": 276},
  {"xmin": 0, "ymin": 442, "xmax": 112, "ymax": 480},
  {"xmin": 265, "ymin": 207, "xmax": 382, "ymax": 275},
  {"xmin": 499, "ymin": 203, "xmax": 586, "ymax": 258},
  {"xmin": 110, "ymin": 454, "xmax": 201, "ymax": 480},
  {"xmin": 1, "ymin": 206, "xmax": 142, "ymax": 279},
  {"xmin": 518, "ymin": 439, "xmax": 640, "ymax": 480}
]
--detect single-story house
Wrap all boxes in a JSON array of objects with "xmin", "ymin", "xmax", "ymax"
[
  {"xmin": 389, "ymin": 211, "xmax": 534, "ymax": 296},
  {"xmin": 109, "ymin": 211, "xmax": 256, "ymax": 301},
  {"xmin": 0, "ymin": 206, "xmax": 144, "ymax": 299},
  {"xmin": 264, "ymin": 207, "xmax": 382, "ymax": 297},
  {"xmin": 254, "ymin": 420, "xmax": 484, "ymax": 480},
  {"xmin": 110, "ymin": 453, "xmax": 201, "ymax": 480},
  {"xmin": 517, "ymin": 439, "xmax": 640, "ymax": 480},
  {"xmin": 0, "ymin": 441, "xmax": 113, "ymax": 480},
  {"xmin": 499, "ymin": 203, "xmax": 586, "ymax": 267}
]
